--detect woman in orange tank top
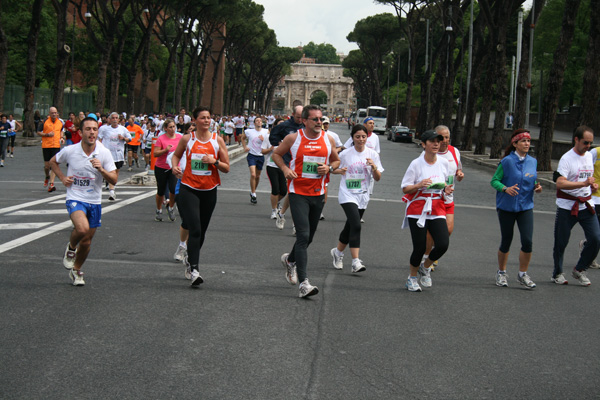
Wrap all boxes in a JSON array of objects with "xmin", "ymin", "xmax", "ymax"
[{"xmin": 171, "ymin": 106, "xmax": 230, "ymax": 286}]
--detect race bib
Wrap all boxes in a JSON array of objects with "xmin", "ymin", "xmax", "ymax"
[
  {"xmin": 301, "ymin": 156, "xmax": 326, "ymax": 179},
  {"xmin": 191, "ymin": 153, "xmax": 211, "ymax": 176},
  {"xmin": 72, "ymin": 173, "xmax": 94, "ymax": 192},
  {"xmin": 0, "ymin": 130, "xmax": 7, "ymax": 138},
  {"xmin": 345, "ymin": 173, "xmax": 366, "ymax": 193}
]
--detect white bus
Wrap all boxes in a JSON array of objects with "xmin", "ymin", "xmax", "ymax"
[
  {"xmin": 353, "ymin": 108, "xmax": 367, "ymax": 126},
  {"xmin": 366, "ymin": 106, "xmax": 387, "ymax": 134}
]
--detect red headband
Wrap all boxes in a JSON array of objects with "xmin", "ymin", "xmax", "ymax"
[{"xmin": 512, "ymin": 132, "xmax": 531, "ymax": 143}]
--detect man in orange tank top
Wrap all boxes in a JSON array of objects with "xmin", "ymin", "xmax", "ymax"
[{"xmin": 272, "ymin": 105, "xmax": 340, "ymax": 298}]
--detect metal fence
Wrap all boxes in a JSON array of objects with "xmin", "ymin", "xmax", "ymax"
[{"xmin": 2, "ymin": 84, "xmax": 94, "ymax": 119}]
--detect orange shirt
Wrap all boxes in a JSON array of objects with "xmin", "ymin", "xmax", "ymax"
[
  {"xmin": 288, "ymin": 129, "xmax": 332, "ymax": 196},
  {"xmin": 41, "ymin": 118, "xmax": 63, "ymax": 149},
  {"xmin": 127, "ymin": 124, "xmax": 144, "ymax": 146},
  {"xmin": 181, "ymin": 133, "xmax": 221, "ymax": 191}
]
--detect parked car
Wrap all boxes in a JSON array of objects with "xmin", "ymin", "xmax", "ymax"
[{"xmin": 387, "ymin": 126, "xmax": 412, "ymax": 143}]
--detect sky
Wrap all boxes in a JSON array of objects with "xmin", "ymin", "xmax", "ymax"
[{"xmin": 254, "ymin": 0, "xmax": 398, "ymax": 55}]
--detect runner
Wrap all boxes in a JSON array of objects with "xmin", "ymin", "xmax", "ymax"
[
  {"xmin": 272, "ymin": 105, "xmax": 340, "ymax": 298},
  {"xmin": 491, "ymin": 129, "xmax": 542, "ymax": 288},
  {"xmin": 330, "ymin": 124, "xmax": 383, "ymax": 273},
  {"xmin": 126, "ymin": 116, "xmax": 143, "ymax": 171},
  {"xmin": 153, "ymin": 118, "xmax": 182, "ymax": 222},
  {"xmin": 241, "ymin": 117, "xmax": 267, "ymax": 204},
  {"xmin": 141, "ymin": 120, "xmax": 157, "ymax": 170},
  {"xmin": 98, "ymin": 112, "xmax": 131, "ymax": 201},
  {"xmin": 0, "ymin": 114, "xmax": 11, "ymax": 167},
  {"xmin": 261, "ymin": 117, "xmax": 286, "ymax": 220},
  {"xmin": 49, "ymin": 117, "xmax": 117, "ymax": 286},
  {"xmin": 423, "ymin": 125, "xmax": 464, "ymax": 270},
  {"xmin": 321, "ymin": 116, "xmax": 343, "ymax": 220},
  {"xmin": 401, "ymin": 130, "xmax": 453, "ymax": 292},
  {"xmin": 171, "ymin": 106, "xmax": 230, "ymax": 286},
  {"xmin": 37, "ymin": 107, "xmax": 65, "ymax": 192},
  {"xmin": 7, "ymin": 114, "xmax": 22, "ymax": 158}
]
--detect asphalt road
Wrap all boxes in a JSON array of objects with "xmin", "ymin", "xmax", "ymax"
[{"xmin": 1, "ymin": 123, "xmax": 598, "ymax": 399}]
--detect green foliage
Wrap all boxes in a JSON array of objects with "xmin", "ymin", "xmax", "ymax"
[
  {"xmin": 302, "ymin": 42, "xmax": 341, "ymax": 64},
  {"xmin": 310, "ymin": 90, "xmax": 328, "ymax": 105}
]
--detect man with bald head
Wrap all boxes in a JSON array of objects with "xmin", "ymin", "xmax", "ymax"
[{"xmin": 37, "ymin": 107, "xmax": 65, "ymax": 192}]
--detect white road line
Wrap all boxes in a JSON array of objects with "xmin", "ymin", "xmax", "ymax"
[
  {"xmin": 0, "ymin": 194, "xmax": 65, "ymax": 215},
  {"xmin": 0, "ymin": 222, "xmax": 53, "ymax": 230},
  {"xmin": 0, "ymin": 190, "xmax": 156, "ymax": 254},
  {"xmin": 10, "ymin": 209, "xmax": 68, "ymax": 216}
]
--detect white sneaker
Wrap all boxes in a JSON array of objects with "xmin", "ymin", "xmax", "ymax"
[
  {"xmin": 351, "ymin": 259, "xmax": 366, "ymax": 273},
  {"xmin": 108, "ymin": 191, "xmax": 116, "ymax": 201},
  {"xmin": 173, "ymin": 245, "xmax": 187, "ymax": 262},
  {"xmin": 298, "ymin": 279, "xmax": 319, "ymax": 298},
  {"xmin": 517, "ymin": 272, "xmax": 536, "ymax": 288},
  {"xmin": 320, "ymin": 213, "xmax": 325, "ymax": 220},
  {"xmin": 551, "ymin": 273, "xmax": 568, "ymax": 285},
  {"xmin": 281, "ymin": 253, "xmax": 298, "ymax": 285},
  {"xmin": 496, "ymin": 271, "xmax": 508, "ymax": 287},
  {"xmin": 590, "ymin": 260, "xmax": 600, "ymax": 269},
  {"xmin": 190, "ymin": 269, "xmax": 203, "ymax": 286},
  {"xmin": 270, "ymin": 209, "xmax": 277, "ymax": 219},
  {"xmin": 63, "ymin": 242, "xmax": 77, "ymax": 269},
  {"xmin": 69, "ymin": 269, "xmax": 85, "ymax": 286},
  {"xmin": 183, "ymin": 256, "xmax": 192, "ymax": 280},
  {"xmin": 572, "ymin": 268, "xmax": 591, "ymax": 286},
  {"xmin": 406, "ymin": 276, "xmax": 422, "ymax": 292},
  {"xmin": 418, "ymin": 263, "xmax": 432, "ymax": 287},
  {"xmin": 276, "ymin": 212, "xmax": 285, "ymax": 230},
  {"xmin": 330, "ymin": 248, "xmax": 343, "ymax": 270}
]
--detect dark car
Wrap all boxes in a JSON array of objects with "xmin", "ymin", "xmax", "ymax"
[{"xmin": 387, "ymin": 126, "xmax": 412, "ymax": 143}]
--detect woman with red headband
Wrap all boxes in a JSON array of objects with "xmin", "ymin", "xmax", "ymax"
[{"xmin": 491, "ymin": 129, "xmax": 542, "ymax": 288}]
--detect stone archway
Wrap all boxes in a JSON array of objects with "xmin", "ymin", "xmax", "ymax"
[{"xmin": 310, "ymin": 90, "xmax": 328, "ymax": 106}]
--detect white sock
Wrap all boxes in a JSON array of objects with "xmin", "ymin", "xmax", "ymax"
[
  {"xmin": 518, "ymin": 271, "xmax": 526, "ymax": 277},
  {"xmin": 335, "ymin": 249, "xmax": 344, "ymax": 257},
  {"xmin": 352, "ymin": 258, "xmax": 360, "ymax": 265},
  {"xmin": 179, "ymin": 241, "xmax": 187, "ymax": 248}
]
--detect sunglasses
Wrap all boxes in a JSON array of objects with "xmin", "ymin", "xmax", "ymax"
[
  {"xmin": 307, "ymin": 117, "xmax": 324, "ymax": 122},
  {"xmin": 583, "ymin": 141, "xmax": 593, "ymax": 145}
]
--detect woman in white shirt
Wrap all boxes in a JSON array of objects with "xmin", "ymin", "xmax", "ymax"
[{"xmin": 330, "ymin": 124, "xmax": 383, "ymax": 273}]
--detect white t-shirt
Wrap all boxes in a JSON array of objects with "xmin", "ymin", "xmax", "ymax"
[
  {"xmin": 261, "ymin": 134, "xmax": 277, "ymax": 168},
  {"xmin": 98, "ymin": 125, "xmax": 131, "ymax": 162},
  {"xmin": 401, "ymin": 155, "xmax": 449, "ymax": 220},
  {"xmin": 344, "ymin": 132, "xmax": 380, "ymax": 153},
  {"xmin": 267, "ymin": 115, "xmax": 275, "ymax": 125},
  {"xmin": 437, "ymin": 146, "xmax": 462, "ymax": 204},
  {"xmin": 244, "ymin": 128, "xmax": 266, "ymax": 156},
  {"xmin": 248, "ymin": 116, "xmax": 256, "ymax": 129},
  {"xmin": 326, "ymin": 130, "xmax": 343, "ymax": 149},
  {"xmin": 556, "ymin": 148, "xmax": 594, "ymax": 210},
  {"xmin": 224, "ymin": 121, "xmax": 235, "ymax": 134},
  {"xmin": 337, "ymin": 147, "xmax": 384, "ymax": 209},
  {"xmin": 233, "ymin": 116, "xmax": 245, "ymax": 129},
  {"xmin": 55, "ymin": 141, "xmax": 116, "ymax": 204}
]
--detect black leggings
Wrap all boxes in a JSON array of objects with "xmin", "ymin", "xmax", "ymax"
[
  {"xmin": 408, "ymin": 218, "xmax": 449, "ymax": 267},
  {"xmin": 288, "ymin": 193, "xmax": 325, "ymax": 283},
  {"xmin": 497, "ymin": 208, "xmax": 533, "ymax": 253},
  {"xmin": 266, "ymin": 166, "xmax": 287, "ymax": 197},
  {"xmin": 339, "ymin": 203, "xmax": 365, "ymax": 248},
  {"xmin": 177, "ymin": 185, "xmax": 217, "ymax": 267},
  {"xmin": 155, "ymin": 166, "xmax": 177, "ymax": 197}
]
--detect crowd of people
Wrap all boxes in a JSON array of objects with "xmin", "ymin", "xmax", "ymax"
[{"xmin": 7, "ymin": 105, "xmax": 599, "ymax": 296}]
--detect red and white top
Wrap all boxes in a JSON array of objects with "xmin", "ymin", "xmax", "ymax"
[
  {"xmin": 288, "ymin": 129, "xmax": 332, "ymax": 196},
  {"xmin": 181, "ymin": 132, "xmax": 221, "ymax": 191}
]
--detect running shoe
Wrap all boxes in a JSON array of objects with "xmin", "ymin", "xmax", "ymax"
[
  {"xmin": 406, "ymin": 276, "xmax": 422, "ymax": 292},
  {"xmin": 0, "ymin": 160, "xmax": 4, "ymax": 167},
  {"xmin": 496, "ymin": 271, "xmax": 508, "ymax": 287},
  {"xmin": 351, "ymin": 259, "xmax": 366, "ymax": 273},
  {"xmin": 174, "ymin": 245, "xmax": 187, "ymax": 262},
  {"xmin": 590, "ymin": 260, "xmax": 600, "ymax": 269},
  {"xmin": 63, "ymin": 242, "xmax": 77, "ymax": 270},
  {"xmin": 330, "ymin": 248, "xmax": 343, "ymax": 270},
  {"xmin": 276, "ymin": 212, "xmax": 285, "ymax": 230},
  {"xmin": 418, "ymin": 263, "xmax": 432, "ymax": 287},
  {"xmin": 44, "ymin": 178, "xmax": 49, "ymax": 188},
  {"xmin": 298, "ymin": 279, "xmax": 319, "ymax": 298},
  {"xmin": 320, "ymin": 213, "xmax": 325, "ymax": 220},
  {"xmin": 48, "ymin": 183, "xmax": 56, "ymax": 192},
  {"xmin": 270, "ymin": 209, "xmax": 277, "ymax": 220},
  {"xmin": 167, "ymin": 206, "xmax": 176, "ymax": 222},
  {"xmin": 360, "ymin": 218, "xmax": 365, "ymax": 223},
  {"xmin": 155, "ymin": 210, "xmax": 163, "ymax": 222},
  {"xmin": 281, "ymin": 253, "xmax": 298, "ymax": 285},
  {"xmin": 517, "ymin": 272, "xmax": 536, "ymax": 288},
  {"xmin": 69, "ymin": 269, "xmax": 85, "ymax": 286},
  {"xmin": 572, "ymin": 268, "xmax": 591, "ymax": 286},
  {"xmin": 128, "ymin": 167, "xmax": 133, "ymax": 172},
  {"xmin": 190, "ymin": 269, "xmax": 204, "ymax": 286},
  {"xmin": 10, "ymin": 153, "xmax": 13, "ymax": 158},
  {"xmin": 551, "ymin": 273, "xmax": 568, "ymax": 285},
  {"xmin": 108, "ymin": 191, "xmax": 116, "ymax": 201},
  {"xmin": 250, "ymin": 194, "xmax": 257, "ymax": 204},
  {"xmin": 183, "ymin": 256, "xmax": 192, "ymax": 280}
]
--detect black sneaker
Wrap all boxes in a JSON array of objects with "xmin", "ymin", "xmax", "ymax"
[{"xmin": 250, "ymin": 194, "xmax": 257, "ymax": 204}]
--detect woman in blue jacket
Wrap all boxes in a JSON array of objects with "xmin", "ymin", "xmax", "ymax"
[{"xmin": 491, "ymin": 129, "xmax": 542, "ymax": 288}]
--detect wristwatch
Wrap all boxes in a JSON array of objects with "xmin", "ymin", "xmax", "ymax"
[{"xmin": 214, "ymin": 159, "xmax": 220, "ymax": 167}]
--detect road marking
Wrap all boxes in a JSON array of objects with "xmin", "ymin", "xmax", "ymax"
[
  {"xmin": 10, "ymin": 209, "xmax": 68, "ymax": 216},
  {"xmin": 0, "ymin": 190, "xmax": 155, "ymax": 254},
  {"xmin": 0, "ymin": 194, "xmax": 65, "ymax": 215},
  {"xmin": 0, "ymin": 222, "xmax": 53, "ymax": 230}
]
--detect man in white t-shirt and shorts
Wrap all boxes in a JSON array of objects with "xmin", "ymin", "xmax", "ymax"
[
  {"xmin": 98, "ymin": 112, "xmax": 131, "ymax": 200},
  {"xmin": 242, "ymin": 117, "xmax": 267, "ymax": 204},
  {"xmin": 423, "ymin": 125, "xmax": 464, "ymax": 269},
  {"xmin": 552, "ymin": 125, "xmax": 600, "ymax": 286},
  {"xmin": 50, "ymin": 117, "xmax": 117, "ymax": 286}
]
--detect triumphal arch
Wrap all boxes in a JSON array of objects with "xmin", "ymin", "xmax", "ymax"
[{"xmin": 281, "ymin": 63, "xmax": 354, "ymax": 116}]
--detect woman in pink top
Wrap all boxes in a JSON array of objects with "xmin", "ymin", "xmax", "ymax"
[{"xmin": 153, "ymin": 119, "xmax": 182, "ymax": 222}]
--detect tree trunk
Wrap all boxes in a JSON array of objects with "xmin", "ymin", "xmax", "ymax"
[
  {"xmin": 209, "ymin": 44, "xmax": 226, "ymax": 114},
  {"xmin": 23, "ymin": 0, "xmax": 44, "ymax": 137},
  {"xmin": 158, "ymin": 48, "xmax": 176, "ymax": 113},
  {"xmin": 109, "ymin": 35, "xmax": 127, "ymax": 113},
  {"xmin": 403, "ymin": 43, "xmax": 417, "ymax": 127},
  {"xmin": 475, "ymin": 64, "xmax": 494, "ymax": 155},
  {"xmin": 51, "ymin": 0, "xmax": 70, "ymax": 115},
  {"xmin": 537, "ymin": 0, "xmax": 582, "ymax": 170},
  {"xmin": 0, "ymin": 0, "xmax": 8, "ymax": 113},
  {"xmin": 174, "ymin": 35, "xmax": 188, "ymax": 112},
  {"xmin": 579, "ymin": 0, "xmax": 600, "ymax": 128},
  {"xmin": 490, "ymin": 23, "xmax": 510, "ymax": 159},
  {"xmin": 139, "ymin": 35, "xmax": 151, "ymax": 113}
]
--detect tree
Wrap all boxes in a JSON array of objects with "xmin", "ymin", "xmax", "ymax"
[
  {"xmin": 302, "ymin": 42, "xmax": 341, "ymax": 64},
  {"xmin": 50, "ymin": 0, "xmax": 71, "ymax": 114},
  {"xmin": 579, "ymin": 0, "xmax": 600, "ymax": 128},
  {"xmin": 0, "ymin": 0, "xmax": 8, "ymax": 112},
  {"xmin": 22, "ymin": 0, "xmax": 45, "ymax": 137},
  {"xmin": 537, "ymin": 0, "xmax": 582, "ymax": 170}
]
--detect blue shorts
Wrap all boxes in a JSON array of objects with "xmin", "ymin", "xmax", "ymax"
[
  {"xmin": 66, "ymin": 200, "xmax": 102, "ymax": 228},
  {"xmin": 247, "ymin": 153, "xmax": 264, "ymax": 170}
]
